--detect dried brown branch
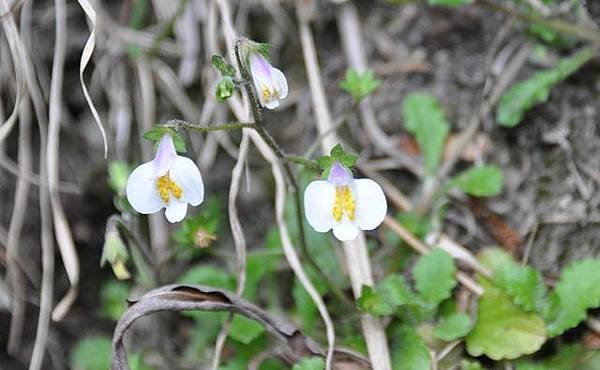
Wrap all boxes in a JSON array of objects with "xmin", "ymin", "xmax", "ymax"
[{"xmin": 110, "ymin": 284, "xmax": 370, "ymax": 370}]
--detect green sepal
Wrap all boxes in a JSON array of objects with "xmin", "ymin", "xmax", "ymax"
[
  {"xmin": 317, "ymin": 144, "xmax": 358, "ymax": 179},
  {"xmin": 143, "ymin": 126, "xmax": 186, "ymax": 153}
]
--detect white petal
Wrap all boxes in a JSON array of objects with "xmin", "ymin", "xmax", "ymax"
[
  {"xmin": 304, "ymin": 180, "xmax": 335, "ymax": 232},
  {"xmin": 165, "ymin": 201, "xmax": 188, "ymax": 223},
  {"xmin": 264, "ymin": 99, "xmax": 280, "ymax": 110},
  {"xmin": 153, "ymin": 134, "xmax": 177, "ymax": 177},
  {"xmin": 170, "ymin": 156, "xmax": 204, "ymax": 206},
  {"xmin": 354, "ymin": 179, "xmax": 387, "ymax": 231},
  {"xmin": 252, "ymin": 73, "xmax": 268, "ymax": 108},
  {"xmin": 126, "ymin": 162, "xmax": 164, "ymax": 214},
  {"xmin": 332, "ymin": 222, "xmax": 359, "ymax": 241},
  {"xmin": 271, "ymin": 67, "xmax": 288, "ymax": 100}
]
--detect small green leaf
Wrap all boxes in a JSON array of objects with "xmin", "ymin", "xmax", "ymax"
[
  {"xmin": 391, "ymin": 325, "xmax": 431, "ymax": 370},
  {"xmin": 461, "ymin": 360, "xmax": 483, "ymax": 370},
  {"xmin": 229, "ymin": 314, "xmax": 264, "ymax": 344},
  {"xmin": 330, "ymin": 144, "xmax": 344, "ymax": 157},
  {"xmin": 216, "ymin": 77, "xmax": 235, "ymax": 101},
  {"xmin": 402, "ymin": 93, "xmax": 450, "ymax": 175},
  {"xmin": 413, "ymin": 249, "xmax": 456, "ymax": 306},
  {"xmin": 434, "ymin": 312, "xmax": 472, "ymax": 341},
  {"xmin": 292, "ymin": 357, "xmax": 324, "ymax": 370},
  {"xmin": 71, "ymin": 336, "xmax": 112, "ymax": 370},
  {"xmin": 495, "ymin": 261, "xmax": 547, "ymax": 313},
  {"xmin": 544, "ymin": 258, "xmax": 600, "ymax": 337},
  {"xmin": 466, "ymin": 280, "xmax": 546, "ymax": 360},
  {"xmin": 357, "ymin": 275, "xmax": 417, "ymax": 316},
  {"xmin": 211, "ymin": 54, "xmax": 236, "ymax": 77},
  {"xmin": 427, "ymin": 0, "xmax": 473, "ymax": 6},
  {"xmin": 452, "ymin": 165, "xmax": 503, "ymax": 197},
  {"xmin": 497, "ymin": 47, "xmax": 594, "ymax": 127},
  {"xmin": 339, "ymin": 69, "xmax": 381, "ymax": 102}
]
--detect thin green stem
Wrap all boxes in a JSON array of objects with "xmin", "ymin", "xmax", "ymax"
[
  {"xmin": 285, "ymin": 155, "xmax": 320, "ymax": 171},
  {"xmin": 164, "ymin": 119, "xmax": 256, "ymax": 133}
]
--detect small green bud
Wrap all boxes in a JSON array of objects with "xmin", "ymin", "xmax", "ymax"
[
  {"xmin": 216, "ymin": 77, "xmax": 235, "ymax": 101},
  {"xmin": 101, "ymin": 217, "xmax": 130, "ymax": 280}
]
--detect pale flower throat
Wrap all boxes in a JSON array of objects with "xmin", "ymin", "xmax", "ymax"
[
  {"xmin": 333, "ymin": 185, "xmax": 355, "ymax": 222},
  {"xmin": 157, "ymin": 172, "xmax": 183, "ymax": 204}
]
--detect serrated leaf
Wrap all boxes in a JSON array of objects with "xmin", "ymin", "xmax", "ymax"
[
  {"xmin": 402, "ymin": 93, "xmax": 450, "ymax": 175},
  {"xmin": 497, "ymin": 48, "xmax": 594, "ymax": 127},
  {"xmin": 495, "ymin": 262, "xmax": 547, "ymax": 313},
  {"xmin": 434, "ymin": 312, "xmax": 472, "ymax": 341},
  {"xmin": 229, "ymin": 314, "xmax": 264, "ymax": 344},
  {"xmin": 339, "ymin": 69, "xmax": 381, "ymax": 102},
  {"xmin": 391, "ymin": 325, "xmax": 431, "ymax": 370},
  {"xmin": 452, "ymin": 165, "xmax": 503, "ymax": 197},
  {"xmin": 544, "ymin": 258, "xmax": 600, "ymax": 337},
  {"xmin": 292, "ymin": 357, "xmax": 324, "ymax": 370},
  {"xmin": 357, "ymin": 275, "xmax": 417, "ymax": 316},
  {"xmin": 466, "ymin": 279, "xmax": 546, "ymax": 360},
  {"xmin": 211, "ymin": 54, "xmax": 236, "ymax": 77},
  {"xmin": 413, "ymin": 249, "xmax": 456, "ymax": 306}
]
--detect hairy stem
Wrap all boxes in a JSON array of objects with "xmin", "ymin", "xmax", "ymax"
[{"xmin": 164, "ymin": 119, "xmax": 256, "ymax": 132}]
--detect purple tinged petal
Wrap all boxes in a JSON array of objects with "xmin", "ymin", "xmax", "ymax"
[
  {"xmin": 249, "ymin": 53, "xmax": 273, "ymax": 81},
  {"xmin": 327, "ymin": 161, "xmax": 353, "ymax": 186},
  {"xmin": 153, "ymin": 134, "xmax": 177, "ymax": 177}
]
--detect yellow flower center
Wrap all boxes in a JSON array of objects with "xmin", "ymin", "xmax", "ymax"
[
  {"xmin": 261, "ymin": 83, "xmax": 277, "ymax": 103},
  {"xmin": 333, "ymin": 185, "xmax": 355, "ymax": 222},
  {"xmin": 157, "ymin": 172, "xmax": 183, "ymax": 204}
]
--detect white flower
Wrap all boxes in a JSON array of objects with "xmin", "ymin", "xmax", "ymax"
[
  {"xmin": 304, "ymin": 162, "xmax": 387, "ymax": 241},
  {"xmin": 249, "ymin": 52, "xmax": 288, "ymax": 109},
  {"xmin": 126, "ymin": 134, "xmax": 204, "ymax": 223}
]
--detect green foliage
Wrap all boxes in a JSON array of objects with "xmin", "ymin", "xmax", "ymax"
[
  {"xmin": 292, "ymin": 357, "xmax": 324, "ymax": 370},
  {"xmin": 451, "ymin": 165, "xmax": 504, "ymax": 197},
  {"xmin": 495, "ymin": 259, "xmax": 547, "ymax": 313},
  {"xmin": 143, "ymin": 126, "xmax": 187, "ymax": 153},
  {"xmin": 99, "ymin": 280, "xmax": 130, "ymax": 321},
  {"xmin": 391, "ymin": 325, "xmax": 431, "ymax": 370},
  {"xmin": 357, "ymin": 275, "xmax": 417, "ymax": 316},
  {"xmin": 544, "ymin": 258, "xmax": 600, "ymax": 337},
  {"xmin": 317, "ymin": 144, "xmax": 358, "ymax": 179},
  {"xmin": 496, "ymin": 47, "xmax": 594, "ymax": 127},
  {"xmin": 71, "ymin": 336, "xmax": 112, "ymax": 370},
  {"xmin": 516, "ymin": 344, "xmax": 600, "ymax": 370},
  {"xmin": 434, "ymin": 312, "xmax": 472, "ymax": 341},
  {"xmin": 413, "ymin": 249, "xmax": 457, "ymax": 306},
  {"xmin": 466, "ymin": 279, "xmax": 547, "ymax": 360},
  {"xmin": 211, "ymin": 55, "xmax": 236, "ymax": 77},
  {"xmin": 461, "ymin": 360, "xmax": 483, "ymax": 370},
  {"xmin": 339, "ymin": 69, "xmax": 381, "ymax": 102},
  {"xmin": 427, "ymin": 0, "xmax": 473, "ymax": 6},
  {"xmin": 177, "ymin": 265, "xmax": 235, "ymax": 290},
  {"xmin": 172, "ymin": 197, "xmax": 222, "ymax": 258},
  {"xmin": 402, "ymin": 93, "xmax": 450, "ymax": 175},
  {"xmin": 229, "ymin": 314, "xmax": 265, "ymax": 344}
]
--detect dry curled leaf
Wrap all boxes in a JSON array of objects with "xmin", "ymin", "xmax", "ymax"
[
  {"xmin": 468, "ymin": 198, "xmax": 521, "ymax": 253},
  {"xmin": 111, "ymin": 284, "xmax": 370, "ymax": 370}
]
